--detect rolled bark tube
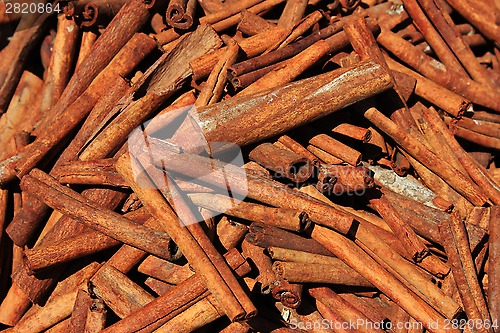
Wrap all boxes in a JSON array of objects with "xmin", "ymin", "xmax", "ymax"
[
  {"xmin": 377, "ymin": 30, "xmax": 500, "ymax": 111},
  {"xmin": 104, "ymin": 220, "xmax": 177, "ymax": 275},
  {"xmin": 307, "ymin": 145, "xmax": 344, "ymax": 164},
  {"xmin": 116, "ymin": 153, "xmax": 256, "ymax": 322},
  {"xmin": 6, "ymin": 32, "xmax": 156, "ymax": 184},
  {"xmin": 272, "ymin": 261, "xmax": 373, "ymax": 286},
  {"xmin": 267, "ymin": 246, "xmax": 336, "ymax": 265},
  {"xmin": 38, "ymin": 14, "xmax": 79, "ymax": 118},
  {"xmin": 51, "ymin": 159, "xmax": 127, "ymax": 187},
  {"xmin": 448, "ymin": 125, "xmax": 500, "ymax": 150},
  {"xmin": 277, "ymin": 0, "xmax": 307, "ymax": 30},
  {"xmin": 237, "ymin": 25, "xmax": 372, "ymax": 96},
  {"xmin": 444, "ymin": 0, "xmax": 500, "ymax": 47},
  {"xmin": 138, "ymin": 256, "xmax": 194, "ymax": 285},
  {"xmin": 447, "ymin": 116, "xmax": 500, "ymax": 139},
  {"xmin": 0, "ymin": 283, "xmax": 31, "ymax": 326},
  {"xmin": 19, "ymin": 169, "xmax": 175, "ymax": 261},
  {"xmin": 69, "ymin": 289, "xmax": 93, "ymax": 333},
  {"xmin": 31, "ymin": 0, "xmax": 151, "ymax": 137},
  {"xmin": 315, "ymin": 300, "xmax": 358, "ymax": 333},
  {"xmin": 90, "ymin": 265, "xmax": 155, "ymax": 318},
  {"xmin": 79, "ymin": 26, "xmax": 222, "ymax": 163},
  {"xmin": 400, "ymin": 0, "xmax": 467, "ymax": 76},
  {"xmin": 384, "ymin": 56, "xmax": 471, "ymax": 118},
  {"xmin": 188, "ymin": 193, "xmax": 311, "ymax": 231},
  {"xmin": 217, "ymin": 217, "xmax": 248, "ymax": 251},
  {"xmin": 229, "ymin": 19, "xmax": 346, "ymax": 77},
  {"xmin": 246, "ymin": 222, "xmax": 333, "ymax": 256},
  {"xmin": 309, "ymin": 287, "xmax": 384, "ymax": 333},
  {"xmin": 339, "ymin": 293, "xmax": 390, "ymax": 326},
  {"xmin": 269, "ymin": 10, "xmax": 323, "ymax": 52},
  {"xmin": 317, "ymin": 165, "xmax": 374, "ymax": 195},
  {"xmin": 277, "ymin": 135, "xmax": 319, "ymax": 167},
  {"xmin": 473, "ymin": 111, "xmax": 500, "ymax": 124},
  {"xmin": 211, "ymin": 0, "xmax": 286, "ymax": 32},
  {"xmin": 166, "ymin": 0, "xmax": 196, "ymax": 29},
  {"xmin": 190, "ymin": 26, "xmax": 288, "ymax": 81},
  {"xmin": 196, "ymin": 37, "xmax": 239, "ymax": 107},
  {"xmin": 332, "ymin": 123, "xmax": 372, "ymax": 142},
  {"xmin": 271, "ymin": 278, "xmax": 303, "ymax": 309},
  {"xmin": 10, "ymin": 289, "xmax": 80, "ymax": 333},
  {"xmin": 417, "ymin": 0, "xmax": 495, "ymax": 88},
  {"xmin": 412, "ymin": 105, "xmax": 469, "ymax": 178},
  {"xmin": 176, "ymin": 61, "xmax": 392, "ymax": 155},
  {"xmin": 10, "ymin": 186, "xmax": 127, "ymax": 304},
  {"xmin": 200, "ymin": 0, "xmax": 263, "ymax": 25},
  {"xmin": 370, "ymin": 196, "xmax": 430, "ymax": 262},
  {"xmin": 249, "ymin": 143, "xmax": 313, "ymax": 182},
  {"xmin": 316, "ymin": 169, "xmax": 338, "ymax": 194},
  {"xmin": 241, "ymin": 240, "xmax": 277, "ymax": 294},
  {"xmin": 230, "ymin": 64, "xmax": 277, "ymax": 90},
  {"xmin": 312, "ymin": 225, "xmax": 457, "ymax": 333},
  {"xmin": 364, "ymin": 107, "xmax": 488, "ymax": 206},
  {"xmin": 144, "ymin": 277, "xmax": 173, "ymax": 296},
  {"xmin": 309, "ymin": 134, "xmax": 362, "ymax": 166},
  {"xmin": 65, "ymin": 0, "xmax": 132, "ymax": 27},
  {"xmin": 23, "ymin": 211, "xmax": 169, "ymax": 273},
  {"xmin": 0, "ymin": 10, "xmax": 52, "ymax": 114},
  {"xmin": 154, "ymin": 294, "xmax": 224, "ymax": 333},
  {"xmin": 83, "ymin": 298, "xmax": 107, "ymax": 333},
  {"xmin": 141, "ymin": 144, "xmax": 354, "ymax": 233},
  {"xmin": 422, "ymin": 107, "xmax": 500, "ymax": 205},
  {"xmin": 488, "ymin": 206, "xmax": 500, "ymax": 329},
  {"xmin": 99, "ymin": 249, "xmax": 250, "ymax": 333},
  {"xmin": 237, "ymin": 10, "xmax": 276, "ymax": 36},
  {"xmin": 439, "ymin": 216, "xmax": 493, "ymax": 333}
]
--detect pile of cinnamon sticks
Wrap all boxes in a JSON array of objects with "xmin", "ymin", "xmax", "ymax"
[{"xmin": 0, "ymin": 0, "xmax": 499, "ymax": 332}]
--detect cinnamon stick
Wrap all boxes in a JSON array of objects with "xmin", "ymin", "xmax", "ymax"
[
  {"xmin": 20, "ymin": 169, "xmax": 174, "ymax": 260},
  {"xmin": 364, "ymin": 107, "xmax": 488, "ymax": 206},
  {"xmin": 100, "ymin": 249, "xmax": 250, "ymax": 332},
  {"xmin": 217, "ymin": 217, "xmax": 248, "ymax": 251},
  {"xmin": 116, "ymin": 153, "xmax": 256, "ymax": 321},
  {"xmin": 377, "ymin": 29, "xmax": 500, "ymax": 111},
  {"xmin": 189, "ymin": 193, "xmax": 310, "ymax": 231},
  {"xmin": 370, "ymin": 195, "xmax": 429, "ymax": 262},
  {"xmin": 90, "ymin": 265, "xmax": 155, "ymax": 318},
  {"xmin": 249, "ymin": 143, "xmax": 313, "ymax": 182},
  {"xmin": 488, "ymin": 206, "xmax": 500, "ymax": 329},
  {"xmin": 246, "ymin": 222, "xmax": 333, "ymax": 256},
  {"xmin": 137, "ymin": 256, "xmax": 193, "ymax": 285},
  {"xmin": 273, "ymin": 261, "xmax": 373, "ymax": 286}
]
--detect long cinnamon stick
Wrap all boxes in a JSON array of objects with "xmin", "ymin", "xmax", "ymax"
[
  {"xmin": 116, "ymin": 153, "xmax": 256, "ymax": 321},
  {"xmin": 100, "ymin": 249, "xmax": 249, "ymax": 333},
  {"xmin": 189, "ymin": 193, "xmax": 310, "ymax": 231},
  {"xmin": 364, "ymin": 107, "xmax": 488, "ymax": 206},
  {"xmin": 20, "ymin": 169, "xmax": 174, "ymax": 260}
]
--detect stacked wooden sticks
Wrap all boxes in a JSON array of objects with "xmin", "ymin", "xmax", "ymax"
[{"xmin": 0, "ymin": 0, "xmax": 499, "ymax": 332}]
